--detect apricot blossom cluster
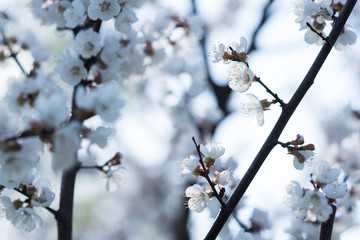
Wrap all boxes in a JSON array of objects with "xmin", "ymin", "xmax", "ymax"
[
  {"xmin": 178, "ymin": 140, "xmax": 232, "ymax": 213},
  {"xmin": 211, "ymin": 37, "xmax": 280, "ymax": 126}
]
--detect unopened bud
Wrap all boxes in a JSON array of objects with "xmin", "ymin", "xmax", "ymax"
[
  {"xmin": 300, "ymin": 144, "xmax": 315, "ymax": 151},
  {"xmin": 290, "ymin": 134, "xmax": 304, "ymax": 145}
]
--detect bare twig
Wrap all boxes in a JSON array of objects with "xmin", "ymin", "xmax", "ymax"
[
  {"xmin": 204, "ymin": 0, "xmax": 357, "ymax": 239},
  {"xmin": 0, "ymin": 27, "xmax": 28, "ymax": 76},
  {"xmin": 306, "ymin": 22, "xmax": 328, "ymax": 42},
  {"xmin": 255, "ymin": 77, "xmax": 286, "ymax": 108}
]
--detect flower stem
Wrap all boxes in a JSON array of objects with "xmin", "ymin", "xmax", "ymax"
[
  {"xmin": 192, "ymin": 137, "xmax": 226, "ymax": 209},
  {"xmin": 256, "ymin": 77, "xmax": 286, "ymax": 108},
  {"xmin": 13, "ymin": 187, "xmax": 58, "ymax": 216},
  {"xmin": 306, "ymin": 22, "xmax": 328, "ymax": 42}
]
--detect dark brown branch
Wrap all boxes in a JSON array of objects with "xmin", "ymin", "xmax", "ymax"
[
  {"xmin": 319, "ymin": 205, "xmax": 337, "ymax": 240},
  {"xmin": 204, "ymin": 0, "xmax": 357, "ymax": 239},
  {"xmin": 56, "ymin": 162, "xmax": 81, "ymax": 240},
  {"xmin": 56, "ymin": 19, "xmax": 102, "ymax": 240}
]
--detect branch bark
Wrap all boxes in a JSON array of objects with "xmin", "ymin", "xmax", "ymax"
[
  {"xmin": 204, "ymin": 0, "xmax": 357, "ymax": 239},
  {"xmin": 319, "ymin": 205, "xmax": 337, "ymax": 240},
  {"xmin": 56, "ymin": 162, "xmax": 81, "ymax": 240}
]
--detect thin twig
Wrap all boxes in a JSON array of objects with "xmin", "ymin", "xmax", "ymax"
[
  {"xmin": 0, "ymin": 27, "xmax": 28, "ymax": 76},
  {"xmin": 204, "ymin": 0, "xmax": 357, "ymax": 239},
  {"xmin": 255, "ymin": 77, "xmax": 286, "ymax": 108},
  {"xmin": 306, "ymin": 22, "xmax": 328, "ymax": 42},
  {"xmin": 13, "ymin": 188, "xmax": 58, "ymax": 216},
  {"xmin": 192, "ymin": 137, "xmax": 226, "ymax": 208}
]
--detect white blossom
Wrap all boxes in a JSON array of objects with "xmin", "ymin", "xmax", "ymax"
[
  {"xmin": 304, "ymin": 28, "xmax": 325, "ymax": 45},
  {"xmin": 88, "ymin": 126, "xmax": 113, "ymax": 148},
  {"xmin": 12, "ymin": 207, "xmax": 43, "ymax": 232},
  {"xmin": 228, "ymin": 63, "xmax": 254, "ymax": 93},
  {"xmin": 0, "ymin": 137, "xmax": 43, "ymax": 188},
  {"xmin": 200, "ymin": 141, "xmax": 225, "ymax": 159},
  {"xmin": 294, "ymin": 0, "xmax": 332, "ymax": 25},
  {"xmin": 334, "ymin": 25, "xmax": 357, "ymax": 51},
  {"xmin": 18, "ymin": 31, "xmax": 49, "ymax": 62},
  {"xmin": 284, "ymin": 181, "xmax": 303, "ymax": 209},
  {"xmin": 177, "ymin": 154, "xmax": 198, "ymax": 177},
  {"xmin": 239, "ymin": 93, "xmax": 264, "ymax": 126},
  {"xmin": 29, "ymin": 0, "xmax": 71, "ymax": 28},
  {"xmin": 293, "ymin": 150, "xmax": 314, "ymax": 170},
  {"xmin": 312, "ymin": 160, "xmax": 339, "ymax": 184},
  {"xmin": 0, "ymin": 105, "xmax": 19, "ymax": 138},
  {"xmin": 75, "ymin": 82, "xmax": 125, "ymax": 122},
  {"xmin": 251, "ymin": 208, "xmax": 271, "ymax": 229},
  {"xmin": 92, "ymin": 82, "xmax": 126, "ymax": 122},
  {"xmin": 216, "ymin": 169, "xmax": 232, "ymax": 186},
  {"xmin": 35, "ymin": 92, "xmax": 70, "ymax": 127},
  {"xmin": 55, "ymin": 54, "xmax": 87, "ymax": 85},
  {"xmin": 1, "ymin": 196, "xmax": 16, "ymax": 221},
  {"xmin": 185, "ymin": 184, "xmax": 209, "ymax": 213},
  {"xmin": 114, "ymin": 5, "xmax": 138, "ymax": 33},
  {"xmin": 211, "ymin": 43, "xmax": 226, "ymax": 63},
  {"xmin": 30, "ymin": 176, "xmax": 56, "ymax": 207},
  {"xmin": 299, "ymin": 190, "xmax": 333, "ymax": 222},
  {"xmin": 64, "ymin": 0, "xmax": 87, "ymax": 28},
  {"xmin": 88, "ymin": 0, "xmax": 120, "ymax": 21},
  {"xmin": 74, "ymin": 29, "xmax": 101, "ymax": 59},
  {"xmin": 105, "ymin": 166, "xmax": 126, "ymax": 192},
  {"xmin": 229, "ymin": 36, "xmax": 248, "ymax": 56},
  {"xmin": 52, "ymin": 121, "xmax": 81, "ymax": 171},
  {"xmin": 322, "ymin": 181, "xmax": 347, "ymax": 199}
]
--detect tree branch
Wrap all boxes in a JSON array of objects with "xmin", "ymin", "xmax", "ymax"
[
  {"xmin": 56, "ymin": 162, "xmax": 81, "ymax": 240},
  {"xmin": 319, "ymin": 205, "xmax": 337, "ymax": 240},
  {"xmin": 204, "ymin": 0, "xmax": 357, "ymax": 238},
  {"xmin": 56, "ymin": 19, "xmax": 102, "ymax": 240}
]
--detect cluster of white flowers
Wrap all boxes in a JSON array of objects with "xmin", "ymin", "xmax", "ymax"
[
  {"xmin": 293, "ymin": 0, "xmax": 357, "ymax": 50},
  {"xmin": 179, "ymin": 141, "xmax": 231, "ymax": 213},
  {"xmin": 76, "ymin": 81, "xmax": 125, "ymax": 123},
  {"xmin": 29, "ymin": 0, "xmax": 144, "ymax": 33},
  {"xmin": 0, "ymin": 171, "xmax": 55, "ymax": 232},
  {"xmin": 285, "ymin": 159, "xmax": 347, "ymax": 223},
  {"xmin": 0, "ymin": 137, "xmax": 42, "ymax": 188},
  {"xmin": 212, "ymin": 37, "xmax": 273, "ymax": 126},
  {"xmin": 1, "ymin": 197, "xmax": 43, "ymax": 232},
  {"xmin": 281, "ymin": 134, "xmax": 315, "ymax": 170}
]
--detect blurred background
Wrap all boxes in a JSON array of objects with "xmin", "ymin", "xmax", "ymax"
[{"xmin": 0, "ymin": 0, "xmax": 360, "ymax": 239}]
